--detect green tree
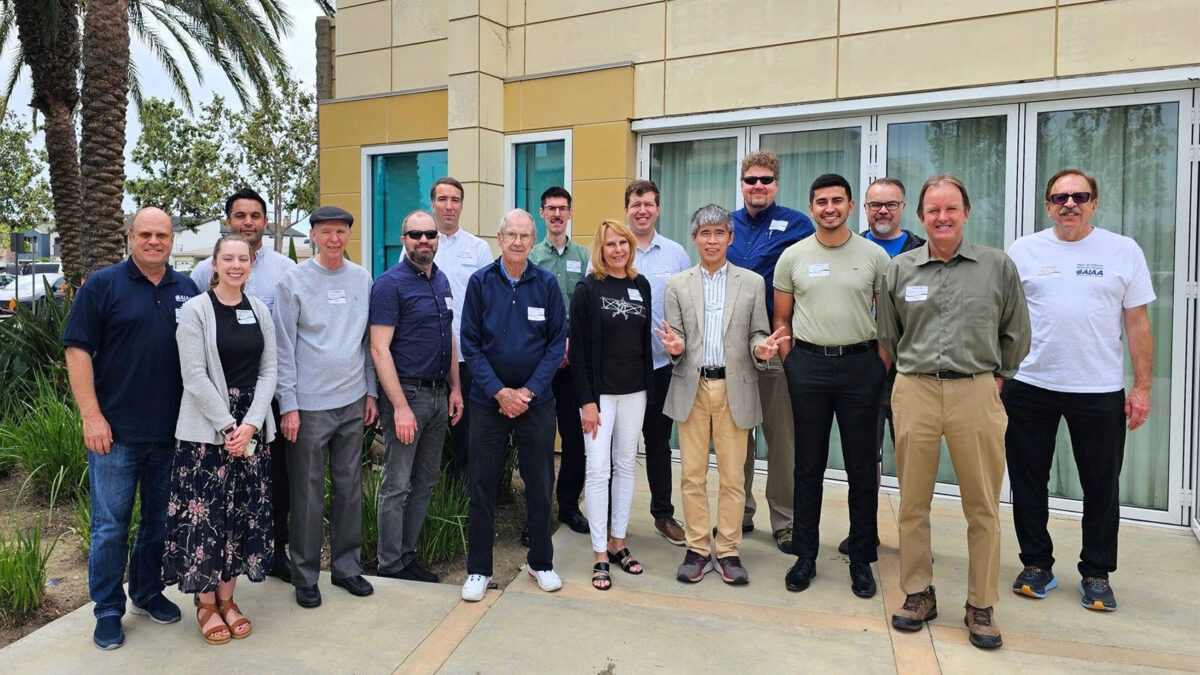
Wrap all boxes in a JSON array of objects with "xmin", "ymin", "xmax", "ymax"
[{"xmin": 0, "ymin": 104, "xmax": 52, "ymax": 236}]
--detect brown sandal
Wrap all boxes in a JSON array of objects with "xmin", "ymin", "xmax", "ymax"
[
  {"xmin": 216, "ymin": 597, "xmax": 252, "ymax": 639},
  {"xmin": 196, "ymin": 602, "xmax": 231, "ymax": 645}
]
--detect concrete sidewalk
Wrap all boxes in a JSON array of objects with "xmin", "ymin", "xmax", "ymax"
[{"xmin": 2, "ymin": 462, "xmax": 1197, "ymax": 674}]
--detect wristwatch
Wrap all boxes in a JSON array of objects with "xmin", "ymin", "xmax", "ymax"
[{"xmin": 221, "ymin": 424, "xmax": 237, "ymax": 437}]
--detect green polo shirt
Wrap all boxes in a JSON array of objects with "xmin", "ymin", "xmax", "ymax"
[
  {"xmin": 530, "ymin": 236, "xmax": 590, "ymax": 314},
  {"xmin": 877, "ymin": 240, "xmax": 1031, "ymax": 379},
  {"xmin": 774, "ymin": 232, "xmax": 891, "ymax": 345}
]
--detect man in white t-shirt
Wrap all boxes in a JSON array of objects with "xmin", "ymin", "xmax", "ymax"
[{"xmin": 1004, "ymin": 169, "xmax": 1154, "ymax": 613}]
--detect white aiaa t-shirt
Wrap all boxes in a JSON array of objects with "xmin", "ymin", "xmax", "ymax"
[{"xmin": 1007, "ymin": 227, "xmax": 1154, "ymax": 393}]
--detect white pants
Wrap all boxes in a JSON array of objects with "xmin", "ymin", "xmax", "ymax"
[{"xmin": 583, "ymin": 391, "xmax": 647, "ymax": 553}]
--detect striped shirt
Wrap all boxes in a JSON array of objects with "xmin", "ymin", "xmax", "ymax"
[{"xmin": 700, "ymin": 263, "xmax": 728, "ymax": 368}]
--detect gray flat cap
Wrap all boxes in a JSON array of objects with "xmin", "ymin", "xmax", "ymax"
[{"xmin": 309, "ymin": 205, "xmax": 354, "ymax": 227}]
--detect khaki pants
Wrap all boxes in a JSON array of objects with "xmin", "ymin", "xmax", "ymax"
[
  {"xmin": 893, "ymin": 373, "xmax": 1007, "ymax": 608},
  {"xmin": 679, "ymin": 378, "xmax": 749, "ymax": 558},
  {"xmin": 742, "ymin": 362, "xmax": 793, "ymax": 532}
]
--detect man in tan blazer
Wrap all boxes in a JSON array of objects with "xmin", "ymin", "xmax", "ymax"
[{"xmin": 656, "ymin": 204, "xmax": 788, "ymax": 585}]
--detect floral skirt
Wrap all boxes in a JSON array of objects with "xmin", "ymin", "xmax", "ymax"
[{"xmin": 162, "ymin": 385, "xmax": 274, "ymax": 593}]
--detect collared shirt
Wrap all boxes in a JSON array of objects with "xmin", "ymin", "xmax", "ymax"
[
  {"xmin": 432, "ymin": 227, "xmax": 494, "ymax": 361},
  {"xmin": 369, "ymin": 256, "xmax": 453, "ymax": 381},
  {"xmin": 877, "ymin": 240, "xmax": 1031, "ymax": 378},
  {"xmin": 63, "ymin": 258, "xmax": 200, "ymax": 442},
  {"xmin": 530, "ymin": 236, "xmax": 589, "ymax": 314},
  {"xmin": 191, "ymin": 246, "xmax": 294, "ymax": 314},
  {"xmin": 633, "ymin": 232, "xmax": 692, "ymax": 369},
  {"xmin": 728, "ymin": 202, "xmax": 814, "ymax": 317},
  {"xmin": 700, "ymin": 263, "xmax": 728, "ymax": 367}
]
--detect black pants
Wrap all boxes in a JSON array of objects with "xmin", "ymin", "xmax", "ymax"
[
  {"xmin": 446, "ymin": 361, "xmax": 474, "ymax": 479},
  {"xmin": 874, "ymin": 366, "xmax": 898, "ymax": 458},
  {"xmin": 1002, "ymin": 379, "xmax": 1126, "ymax": 578},
  {"xmin": 785, "ymin": 348, "xmax": 883, "ymax": 563},
  {"xmin": 467, "ymin": 401, "xmax": 556, "ymax": 576},
  {"xmin": 269, "ymin": 398, "xmax": 288, "ymax": 555},
  {"xmin": 551, "ymin": 366, "xmax": 585, "ymax": 516},
  {"xmin": 641, "ymin": 364, "xmax": 676, "ymax": 520}
]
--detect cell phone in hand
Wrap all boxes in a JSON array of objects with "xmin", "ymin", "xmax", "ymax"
[{"xmin": 245, "ymin": 439, "xmax": 258, "ymax": 457}]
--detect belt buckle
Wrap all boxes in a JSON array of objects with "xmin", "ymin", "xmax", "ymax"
[
  {"xmin": 823, "ymin": 345, "xmax": 841, "ymax": 357},
  {"xmin": 935, "ymin": 370, "xmax": 952, "ymax": 381}
]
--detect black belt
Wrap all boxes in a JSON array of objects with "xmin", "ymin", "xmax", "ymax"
[
  {"xmin": 400, "ymin": 377, "xmax": 447, "ymax": 390},
  {"xmin": 699, "ymin": 366, "xmax": 726, "ymax": 379},
  {"xmin": 794, "ymin": 340, "xmax": 875, "ymax": 357},
  {"xmin": 918, "ymin": 370, "xmax": 975, "ymax": 381}
]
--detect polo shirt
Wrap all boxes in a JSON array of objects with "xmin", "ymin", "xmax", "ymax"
[
  {"xmin": 460, "ymin": 258, "xmax": 566, "ymax": 407},
  {"xmin": 633, "ymin": 232, "xmax": 692, "ymax": 369},
  {"xmin": 369, "ymin": 255, "xmax": 453, "ymax": 382},
  {"xmin": 191, "ymin": 246, "xmax": 294, "ymax": 314},
  {"xmin": 728, "ymin": 202, "xmax": 814, "ymax": 317},
  {"xmin": 63, "ymin": 258, "xmax": 200, "ymax": 443},
  {"xmin": 529, "ymin": 237, "xmax": 589, "ymax": 314}
]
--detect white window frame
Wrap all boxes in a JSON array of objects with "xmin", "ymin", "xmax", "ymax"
[
  {"xmin": 505, "ymin": 129, "xmax": 573, "ymax": 235},
  {"xmin": 637, "ymin": 127, "xmax": 748, "ymax": 210},
  {"xmin": 359, "ymin": 140, "xmax": 448, "ymax": 277}
]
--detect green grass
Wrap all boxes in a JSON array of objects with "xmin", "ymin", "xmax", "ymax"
[
  {"xmin": 416, "ymin": 468, "xmax": 469, "ymax": 565},
  {"xmin": 0, "ymin": 467, "xmax": 66, "ymax": 619},
  {"xmin": 0, "ymin": 377, "xmax": 89, "ymax": 499}
]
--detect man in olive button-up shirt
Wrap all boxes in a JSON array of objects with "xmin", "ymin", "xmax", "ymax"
[{"xmin": 877, "ymin": 175, "xmax": 1030, "ymax": 651}]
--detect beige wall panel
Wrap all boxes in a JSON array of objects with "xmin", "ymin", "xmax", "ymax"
[
  {"xmin": 503, "ymin": 81, "xmax": 523, "ymax": 133},
  {"xmin": 524, "ymin": 4, "xmax": 664, "ymax": 75},
  {"xmin": 508, "ymin": 0, "xmax": 525, "ymax": 25},
  {"xmin": 479, "ymin": 74, "xmax": 504, "ymax": 132},
  {"xmin": 448, "ymin": 17, "xmax": 480, "ymax": 75},
  {"xmin": 478, "ymin": 0, "xmax": 507, "ymax": 23},
  {"xmin": 570, "ymin": 179, "xmax": 631, "ymax": 242},
  {"xmin": 634, "ymin": 61, "xmax": 665, "ymax": 119},
  {"xmin": 507, "ymin": 67, "xmax": 635, "ymax": 132},
  {"xmin": 448, "ymin": 128, "xmax": 480, "ymax": 183},
  {"xmin": 391, "ymin": 0, "xmax": 446, "ymax": 46},
  {"xmin": 479, "ymin": 18, "xmax": 508, "ymax": 78},
  {"xmin": 384, "ymin": 90, "xmax": 448, "ymax": 142},
  {"xmin": 526, "ymin": 0, "xmax": 658, "ymax": 23},
  {"xmin": 573, "ymin": 122, "xmax": 635, "ymax": 182},
  {"xmin": 479, "ymin": 129, "xmax": 505, "ymax": 186},
  {"xmin": 841, "ymin": 0, "xmax": 1052, "ymax": 35},
  {"xmin": 666, "ymin": 41, "xmax": 836, "ymax": 115},
  {"xmin": 391, "ymin": 41, "xmax": 448, "ymax": 91},
  {"xmin": 1058, "ymin": 0, "xmax": 1200, "ymax": 75},
  {"xmin": 339, "ymin": 0, "xmax": 376, "ymax": 6},
  {"xmin": 448, "ymin": 73, "xmax": 481, "ymax": 129},
  {"xmin": 334, "ymin": 50, "xmax": 391, "ymax": 99},
  {"xmin": 507, "ymin": 26, "xmax": 526, "ymax": 78},
  {"xmin": 839, "ymin": 11, "xmax": 1054, "ymax": 98},
  {"xmin": 475, "ymin": 182, "xmax": 505, "ymax": 240},
  {"xmin": 319, "ymin": 98, "xmax": 388, "ymax": 148},
  {"xmin": 336, "ymin": 1, "xmax": 392, "ymax": 55},
  {"xmin": 447, "ymin": 0, "xmax": 476, "ymax": 20},
  {"xmin": 667, "ymin": 0, "xmax": 836, "ymax": 58},
  {"xmin": 319, "ymin": 147, "xmax": 361, "ymax": 196}
]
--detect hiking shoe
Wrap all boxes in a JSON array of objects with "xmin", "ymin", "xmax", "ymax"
[
  {"xmin": 129, "ymin": 593, "xmax": 181, "ymax": 624},
  {"xmin": 1079, "ymin": 576, "xmax": 1117, "ymax": 611},
  {"xmin": 1012, "ymin": 565, "xmax": 1057, "ymax": 599},
  {"xmin": 773, "ymin": 525, "xmax": 793, "ymax": 554},
  {"xmin": 655, "ymin": 517, "xmax": 686, "ymax": 546},
  {"xmin": 849, "ymin": 562, "xmax": 876, "ymax": 598},
  {"xmin": 461, "ymin": 574, "xmax": 492, "ymax": 602},
  {"xmin": 676, "ymin": 550, "xmax": 713, "ymax": 583},
  {"xmin": 714, "ymin": 555, "xmax": 749, "ymax": 585},
  {"xmin": 892, "ymin": 585, "xmax": 937, "ymax": 631},
  {"xmin": 92, "ymin": 615, "xmax": 125, "ymax": 650},
  {"xmin": 964, "ymin": 603, "xmax": 1003, "ymax": 649},
  {"xmin": 784, "ymin": 558, "xmax": 815, "ymax": 592}
]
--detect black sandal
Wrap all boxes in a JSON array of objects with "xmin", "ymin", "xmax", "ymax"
[
  {"xmin": 592, "ymin": 562, "xmax": 612, "ymax": 591},
  {"xmin": 607, "ymin": 548, "xmax": 644, "ymax": 575}
]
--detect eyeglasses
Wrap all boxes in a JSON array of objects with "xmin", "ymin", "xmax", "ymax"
[
  {"xmin": 1048, "ymin": 192, "xmax": 1092, "ymax": 205},
  {"xmin": 866, "ymin": 201, "xmax": 904, "ymax": 212},
  {"xmin": 742, "ymin": 176, "xmax": 776, "ymax": 186},
  {"xmin": 404, "ymin": 230, "xmax": 438, "ymax": 240},
  {"xmin": 541, "ymin": 205, "xmax": 571, "ymax": 213},
  {"xmin": 502, "ymin": 232, "xmax": 534, "ymax": 242}
]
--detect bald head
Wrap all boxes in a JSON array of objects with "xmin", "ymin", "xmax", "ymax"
[
  {"xmin": 128, "ymin": 206, "xmax": 174, "ymax": 275},
  {"xmin": 130, "ymin": 207, "xmax": 171, "ymax": 233}
]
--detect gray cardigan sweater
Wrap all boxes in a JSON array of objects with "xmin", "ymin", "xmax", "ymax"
[{"xmin": 175, "ymin": 292, "xmax": 277, "ymax": 444}]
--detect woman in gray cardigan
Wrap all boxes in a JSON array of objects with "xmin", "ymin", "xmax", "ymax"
[{"xmin": 162, "ymin": 234, "xmax": 277, "ymax": 645}]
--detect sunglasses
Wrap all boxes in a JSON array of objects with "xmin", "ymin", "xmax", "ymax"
[
  {"xmin": 404, "ymin": 229, "xmax": 438, "ymax": 240},
  {"xmin": 742, "ymin": 176, "xmax": 776, "ymax": 186},
  {"xmin": 1048, "ymin": 192, "xmax": 1092, "ymax": 205}
]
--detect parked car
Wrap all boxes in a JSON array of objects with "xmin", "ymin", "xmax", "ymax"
[{"xmin": 0, "ymin": 273, "xmax": 66, "ymax": 314}]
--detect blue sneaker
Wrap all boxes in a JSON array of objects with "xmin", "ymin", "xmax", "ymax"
[
  {"xmin": 130, "ymin": 594, "xmax": 181, "ymax": 624},
  {"xmin": 1012, "ymin": 565, "xmax": 1057, "ymax": 599},
  {"xmin": 93, "ymin": 615, "xmax": 125, "ymax": 650},
  {"xmin": 1079, "ymin": 576, "xmax": 1117, "ymax": 611}
]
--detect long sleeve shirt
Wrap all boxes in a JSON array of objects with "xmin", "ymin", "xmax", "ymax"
[{"xmin": 728, "ymin": 202, "xmax": 814, "ymax": 318}]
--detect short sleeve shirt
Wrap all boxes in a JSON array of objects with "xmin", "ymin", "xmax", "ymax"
[
  {"xmin": 774, "ymin": 233, "xmax": 890, "ymax": 345},
  {"xmin": 369, "ymin": 256, "xmax": 454, "ymax": 381}
]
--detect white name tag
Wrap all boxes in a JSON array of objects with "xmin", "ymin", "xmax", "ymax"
[
  {"xmin": 628, "ymin": 288, "xmax": 643, "ymax": 301},
  {"xmin": 769, "ymin": 219, "xmax": 788, "ymax": 232},
  {"xmin": 1037, "ymin": 266, "xmax": 1061, "ymax": 278},
  {"xmin": 456, "ymin": 250, "xmax": 473, "ymax": 260},
  {"xmin": 566, "ymin": 260, "xmax": 582, "ymax": 273},
  {"xmin": 445, "ymin": 297, "xmax": 453, "ymax": 309},
  {"xmin": 808, "ymin": 263, "xmax": 830, "ymax": 277},
  {"xmin": 235, "ymin": 309, "xmax": 257, "ymax": 325},
  {"xmin": 175, "ymin": 307, "xmax": 182, "ymax": 323},
  {"xmin": 905, "ymin": 285, "xmax": 929, "ymax": 302},
  {"xmin": 527, "ymin": 307, "xmax": 545, "ymax": 321},
  {"xmin": 328, "ymin": 289, "xmax": 347, "ymax": 305}
]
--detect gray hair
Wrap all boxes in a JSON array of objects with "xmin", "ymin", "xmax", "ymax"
[
  {"xmin": 498, "ymin": 208, "xmax": 534, "ymax": 235},
  {"xmin": 689, "ymin": 204, "xmax": 732, "ymax": 237}
]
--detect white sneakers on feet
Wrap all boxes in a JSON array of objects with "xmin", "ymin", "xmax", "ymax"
[
  {"xmin": 527, "ymin": 567, "xmax": 562, "ymax": 592},
  {"xmin": 461, "ymin": 574, "xmax": 491, "ymax": 602}
]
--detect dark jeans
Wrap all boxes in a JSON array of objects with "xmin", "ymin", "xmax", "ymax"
[
  {"xmin": 467, "ymin": 400, "xmax": 556, "ymax": 576},
  {"xmin": 269, "ymin": 398, "xmax": 289, "ymax": 554},
  {"xmin": 88, "ymin": 441, "xmax": 172, "ymax": 618},
  {"xmin": 641, "ymin": 364, "xmax": 676, "ymax": 520},
  {"xmin": 1002, "ymin": 379, "xmax": 1126, "ymax": 578},
  {"xmin": 785, "ymin": 348, "xmax": 883, "ymax": 564},
  {"xmin": 446, "ymin": 361, "xmax": 474, "ymax": 480},
  {"xmin": 551, "ymin": 366, "xmax": 585, "ymax": 516}
]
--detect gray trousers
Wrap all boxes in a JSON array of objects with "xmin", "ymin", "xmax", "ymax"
[
  {"xmin": 376, "ymin": 384, "xmax": 448, "ymax": 574},
  {"xmin": 743, "ymin": 359, "xmax": 795, "ymax": 532},
  {"xmin": 288, "ymin": 398, "xmax": 366, "ymax": 586}
]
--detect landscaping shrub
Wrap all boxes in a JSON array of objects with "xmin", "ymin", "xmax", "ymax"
[
  {"xmin": 416, "ymin": 468, "xmax": 469, "ymax": 565},
  {"xmin": 360, "ymin": 463, "xmax": 383, "ymax": 564},
  {"xmin": 0, "ymin": 376, "xmax": 89, "ymax": 499},
  {"xmin": 0, "ymin": 285, "xmax": 71, "ymax": 422},
  {"xmin": 72, "ymin": 490, "xmax": 140, "ymax": 556},
  {"xmin": 0, "ymin": 523, "xmax": 56, "ymax": 619}
]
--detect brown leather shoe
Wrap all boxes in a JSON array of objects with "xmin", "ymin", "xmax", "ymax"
[
  {"xmin": 964, "ymin": 603, "xmax": 1002, "ymax": 649},
  {"xmin": 773, "ymin": 525, "xmax": 793, "ymax": 554},
  {"xmin": 654, "ymin": 517, "xmax": 686, "ymax": 546},
  {"xmin": 891, "ymin": 585, "xmax": 937, "ymax": 631}
]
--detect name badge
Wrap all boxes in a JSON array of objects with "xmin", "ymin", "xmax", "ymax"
[
  {"xmin": 769, "ymin": 220, "xmax": 788, "ymax": 232},
  {"xmin": 328, "ymin": 289, "xmax": 347, "ymax": 305},
  {"xmin": 445, "ymin": 297, "xmax": 453, "ymax": 309},
  {"xmin": 1037, "ymin": 266, "xmax": 1061, "ymax": 278},
  {"xmin": 808, "ymin": 263, "xmax": 830, "ymax": 277},
  {"xmin": 175, "ymin": 307, "xmax": 183, "ymax": 323},
  {"xmin": 456, "ymin": 250, "xmax": 473, "ymax": 260},
  {"xmin": 566, "ymin": 260, "xmax": 582, "ymax": 273},
  {"xmin": 235, "ymin": 309, "xmax": 257, "ymax": 325},
  {"xmin": 527, "ymin": 307, "xmax": 545, "ymax": 322},
  {"xmin": 905, "ymin": 285, "xmax": 929, "ymax": 302},
  {"xmin": 628, "ymin": 288, "xmax": 643, "ymax": 301}
]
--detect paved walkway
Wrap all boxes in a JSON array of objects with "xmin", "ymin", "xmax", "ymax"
[{"xmin": 2, "ymin": 463, "xmax": 1198, "ymax": 673}]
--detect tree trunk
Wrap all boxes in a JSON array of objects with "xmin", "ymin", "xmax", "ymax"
[{"xmin": 79, "ymin": 0, "xmax": 131, "ymax": 275}]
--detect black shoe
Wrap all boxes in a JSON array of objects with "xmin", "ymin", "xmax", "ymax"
[
  {"xmin": 92, "ymin": 615, "xmax": 125, "ymax": 650},
  {"xmin": 849, "ymin": 562, "xmax": 877, "ymax": 598},
  {"xmin": 129, "ymin": 593, "xmax": 181, "ymax": 624},
  {"xmin": 403, "ymin": 561, "xmax": 440, "ymax": 583},
  {"xmin": 837, "ymin": 535, "xmax": 881, "ymax": 556},
  {"xmin": 711, "ymin": 523, "xmax": 754, "ymax": 537},
  {"xmin": 784, "ymin": 558, "xmax": 816, "ymax": 592},
  {"xmin": 558, "ymin": 510, "xmax": 590, "ymax": 534},
  {"xmin": 295, "ymin": 584, "xmax": 321, "ymax": 608},
  {"xmin": 520, "ymin": 527, "xmax": 531, "ymax": 548},
  {"xmin": 331, "ymin": 575, "xmax": 374, "ymax": 597},
  {"xmin": 268, "ymin": 558, "xmax": 292, "ymax": 583}
]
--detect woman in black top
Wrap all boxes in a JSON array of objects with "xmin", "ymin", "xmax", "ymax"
[{"xmin": 569, "ymin": 219, "xmax": 654, "ymax": 590}]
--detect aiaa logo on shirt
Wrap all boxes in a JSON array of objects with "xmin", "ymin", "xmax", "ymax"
[{"xmin": 1076, "ymin": 263, "xmax": 1104, "ymax": 277}]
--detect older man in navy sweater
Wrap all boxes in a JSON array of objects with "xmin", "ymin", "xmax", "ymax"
[{"xmin": 459, "ymin": 209, "xmax": 567, "ymax": 601}]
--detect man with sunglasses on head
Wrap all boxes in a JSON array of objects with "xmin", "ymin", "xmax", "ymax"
[
  {"xmin": 1003, "ymin": 169, "xmax": 1154, "ymax": 613},
  {"xmin": 727, "ymin": 150, "xmax": 814, "ymax": 555}
]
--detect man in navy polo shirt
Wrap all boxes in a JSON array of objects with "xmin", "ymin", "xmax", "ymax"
[
  {"xmin": 459, "ymin": 209, "xmax": 566, "ymax": 601},
  {"xmin": 369, "ymin": 210, "xmax": 463, "ymax": 584},
  {"xmin": 64, "ymin": 207, "xmax": 200, "ymax": 650},
  {"xmin": 726, "ymin": 150, "xmax": 814, "ymax": 554}
]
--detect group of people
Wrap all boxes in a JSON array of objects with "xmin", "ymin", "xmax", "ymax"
[{"xmin": 65, "ymin": 149, "xmax": 1152, "ymax": 654}]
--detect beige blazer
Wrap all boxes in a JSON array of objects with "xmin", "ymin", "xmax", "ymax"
[{"xmin": 662, "ymin": 262, "xmax": 770, "ymax": 430}]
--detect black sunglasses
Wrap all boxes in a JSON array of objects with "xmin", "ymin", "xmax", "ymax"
[
  {"xmin": 404, "ymin": 229, "xmax": 438, "ymax": 240},
  {"xmin": 742, "ymin": 176, "xmax": 776, "ymax": 186},
  {"xmin": 1048, "ymin": 192, "xmax": 1092, "ymax": 205}
]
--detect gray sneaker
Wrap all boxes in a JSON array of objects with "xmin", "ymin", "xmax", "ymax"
[
  {"xmin": 676, "ymin": 550, "xmax": 713, "ymax": 583},
  {"xmin": 715, "ymin": 555, "xmax": 749, "ymax": 585}
]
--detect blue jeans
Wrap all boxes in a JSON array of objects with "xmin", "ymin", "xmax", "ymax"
[{"xmin": 88, "ymin": 441, "xmax": 173, "ymax": 618}]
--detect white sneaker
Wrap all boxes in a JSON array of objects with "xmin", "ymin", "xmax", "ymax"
[
  {"xmin": 461, "ymin": 574, "xmax": 491, "ymax": 601},
  {"xmin": 527, "ymin": 567, "xmax": 562, "ymax": 592}
]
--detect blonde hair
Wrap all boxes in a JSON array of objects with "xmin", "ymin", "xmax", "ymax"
[
  {"xmin": 209, "ymin": 234, "xmax": 252, "ymax": 289},
  {"xmin": 589, "ymin": 219, "xmax": 638, "ymax": 281}
]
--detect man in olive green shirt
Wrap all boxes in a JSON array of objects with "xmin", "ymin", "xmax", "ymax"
[
  {"xmin": 529, "ymin": 186, "xmax": 590, "ymax": 535},
  {"xmin": 877, "ymin": 175, "xmax": 1030, "ymax": 651}
]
